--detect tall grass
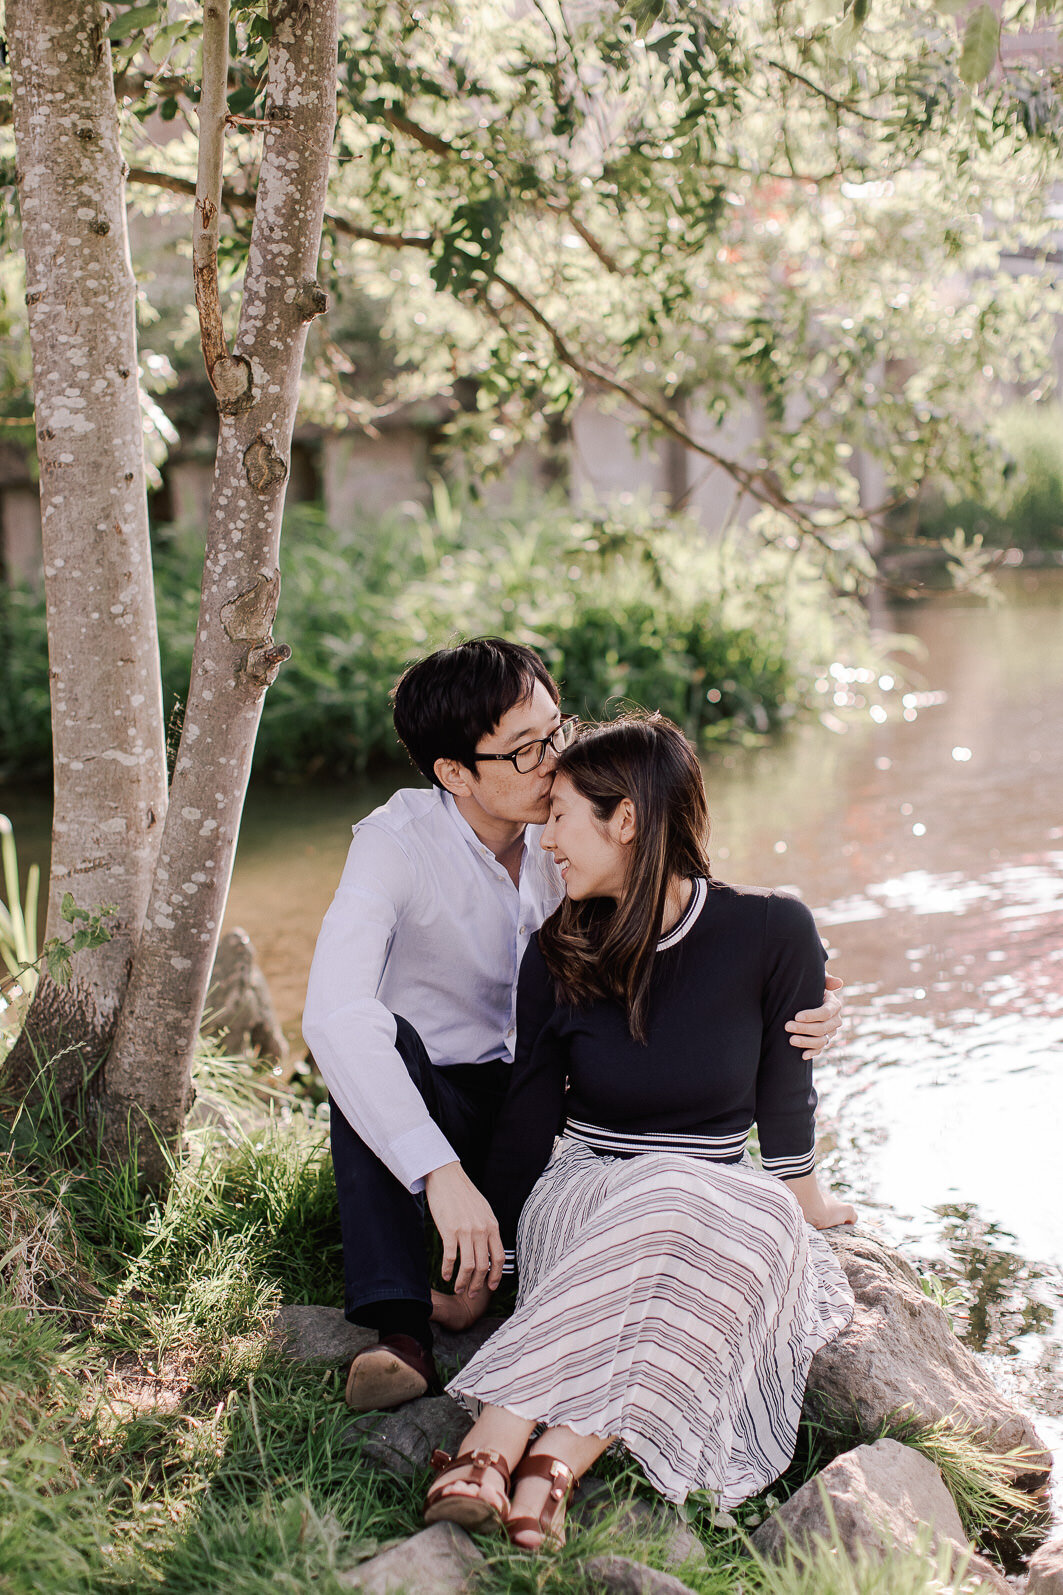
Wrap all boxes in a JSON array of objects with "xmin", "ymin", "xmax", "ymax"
[{"xmin": 0, "ymin": 1070, "xmax": 1042, "ymax": 1595}]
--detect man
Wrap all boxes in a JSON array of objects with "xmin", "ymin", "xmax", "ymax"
[{"xmin": 303, "ymin": 639, "xmax": 842, "ymax": 1412}]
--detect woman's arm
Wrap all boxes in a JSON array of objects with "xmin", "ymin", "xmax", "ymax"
[
  {"xmin": 784, "ymin": 1171, "xmax": 856, "ymax": 1229},
  {"xmin": 478, "ymin": 936, "xmax": 569, "ymax": 1260},
  {"xmin": 755, "ymin": 894, "xmax": 856, "ymax": 1225}
]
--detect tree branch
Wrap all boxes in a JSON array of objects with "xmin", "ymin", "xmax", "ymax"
[
  {"xmin": 193, "ymin": 0, "xmax": 232, "ymax": 385},
  {"xmin": 127, "ymin": 165, "xmax": 433, "ymax": 249},
  {"xmin": 763, "ymin": 59, "xmax": 887, "ymax": 123},
  {"xmin": 127, "ymin": 171, "xmax": 863, "ymax": 543}
]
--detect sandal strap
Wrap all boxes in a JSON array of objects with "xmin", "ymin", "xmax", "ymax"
[
  {"xmin": 512, "ymin": 1453, "xmax": 578, "ymax": 1500},
  {"xmin": 428, "ymin": 1447, "xmax": 512, "ymax": 1494},
  {"xmin": 508, "ymin": 1452, "xmax": 577, "ymax": 1542}
]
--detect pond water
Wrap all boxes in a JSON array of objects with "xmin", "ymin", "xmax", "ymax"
[{"xmin": 4, "ymin": 567, "xmax": 1062, "ymax": 1511}]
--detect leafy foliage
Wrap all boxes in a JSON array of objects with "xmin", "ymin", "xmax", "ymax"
[{"xmin": 2, "ymin": 0, "xmax": 1062, "ymax": 577}]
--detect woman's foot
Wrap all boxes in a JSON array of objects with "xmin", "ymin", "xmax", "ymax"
[
  {"xmin": 506, "ymin": 1453, "xmax": 578, "ymax": 1550},
  {"xmin": 423, "ymin": 1448, "xmax": 511, "ymax": 1533}
]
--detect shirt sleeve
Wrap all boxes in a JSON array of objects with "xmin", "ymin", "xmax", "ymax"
[
  {"xmin": 481, "ymin": 935, "xmax": 568, "ymax": 1269},
  {"xmin": 302, "ymin": 822, "xmax": 459, "ymax": 1193},
  {"xmin": 755, "ymin": 892, "xmax": 826, "ymax": 1181}
]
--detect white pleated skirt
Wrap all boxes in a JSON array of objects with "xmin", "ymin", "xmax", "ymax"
[{"xmin": 448, "ymin": 1139, "xmax": 854, "ymax": 1506}]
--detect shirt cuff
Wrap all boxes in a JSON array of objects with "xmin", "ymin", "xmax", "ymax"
[
  {"xmin": 501, "ymin": 1247, "xmax": 516, "ymax": 1277},
  {"xmin": 387, "ymin": 1121, "xmax": 460, "ymax": 1194},
  {"xmin": 762, "ymin": 1146, "xmax": 817, "ymax": 1179}
]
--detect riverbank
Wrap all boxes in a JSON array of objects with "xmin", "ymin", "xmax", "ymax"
[{"xmin": 0, "ymin": 1077, "xmax": 1048, "ymax": 1595}]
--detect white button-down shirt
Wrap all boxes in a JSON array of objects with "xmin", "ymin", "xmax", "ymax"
[{"xmin": 303, "ymin": 786, "xmax": 563, "ymax": 1193}]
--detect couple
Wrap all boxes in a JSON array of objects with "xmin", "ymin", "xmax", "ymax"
[{"xmin": 303, "ymin": 638, "xmax": 855, "ymax": 1550}]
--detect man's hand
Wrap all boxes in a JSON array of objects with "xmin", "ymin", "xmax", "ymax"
[
  {"xmin": 424, "ymin": 1161, "xmax": 504, "ymax": 1295},
  {"xmin": 785, "ymin": 972, "xmax": 844, "ymax": 1060}
]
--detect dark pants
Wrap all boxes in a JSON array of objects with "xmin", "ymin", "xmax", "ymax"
[{"xmin": 329, "ymin": 1014, "xmax": 510, "ymax": 1324}]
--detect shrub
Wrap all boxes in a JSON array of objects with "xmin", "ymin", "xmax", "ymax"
[
  {"xmin": 914, "ymin": 401, "xmax": 1063, "ymax": 551},
  {"xmin": 2, "ymin": 493, "xmax": 856, "ymax": 782}
]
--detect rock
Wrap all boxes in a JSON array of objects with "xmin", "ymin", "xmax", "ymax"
[
  {"xmin": 337, "ymin": 1523, "xmax": 484, "ymax": 1594},
  {"xmin": 572, "ymin": 1477, "xmax": 706, "ymax": 1570},
  {"xmin": 431, "ymin": 1316, "xmax": 504, "ymax": 1379},
  {"xmin": 1028, "ymin": 1534, "xmax": 1063, "ymax": 1593},
  {"xmin": 271, "ymin": 1304, "xmax": 374, "ymax": 1366},
  {"xmin": 345, "ymin": 1394, "xmax": 473, "ymax": 1477},
  {"xmin": 806, "ymin": 1231, "xmax": 1051, "ymax": 1489},
  {"xmin": 751, "ymin": 1438, "xmax": 1010, "ymax": 1594},
  {"xmin": 579, "ymin": 1554, "xmax": 701, "ymax": 1595},
  {"xmin": 203, "ymin": 927, "xmax": 288, "ymax": 1063}
]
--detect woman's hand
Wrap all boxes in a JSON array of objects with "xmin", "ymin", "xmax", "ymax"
[
  {"xmin": 430, "ymin": 1283, "xmax": 496, "ymax": 1332},
  {"xmin": 785, "ymin": 1171, "xmax": 856, "ymax": 1230}
]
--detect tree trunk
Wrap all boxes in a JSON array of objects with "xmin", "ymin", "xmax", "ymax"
[
  {"xmin": 102, "ymin": 0, "xmax": 339, "ymax": 1183},
  {"xmin": 6, "ymin": 0, "xmax": 168, "ymax": 1099}
]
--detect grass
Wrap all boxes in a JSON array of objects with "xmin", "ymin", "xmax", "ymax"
[{"xmin": 0, "ymin": 1065, "xmax": 1046, "ymax": 1595}]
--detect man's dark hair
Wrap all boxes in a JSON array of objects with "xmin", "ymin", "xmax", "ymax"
[{"xmin": 391, "ymin": 638, "xmax": 560, "ymax": 786}]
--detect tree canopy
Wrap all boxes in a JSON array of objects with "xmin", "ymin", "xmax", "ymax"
[{"xmin": 3, "ymin": 0, "xmax": 1061, "ymax": 583}]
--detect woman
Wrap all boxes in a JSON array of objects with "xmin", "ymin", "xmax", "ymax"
[{"xmin": 424, "ymin": 714, "xmax": 855, "ymax": 1549}]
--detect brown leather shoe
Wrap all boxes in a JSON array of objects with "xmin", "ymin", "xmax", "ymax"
[{"xmin": 344, "ymin": 1333, "xmax": 441, "ymax": 1412}]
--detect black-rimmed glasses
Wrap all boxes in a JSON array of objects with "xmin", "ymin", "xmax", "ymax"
[{"xmin": 469, "ymin": 714, "xmax": 579, "ymax": 774}]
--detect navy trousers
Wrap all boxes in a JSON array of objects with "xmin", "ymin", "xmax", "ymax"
[{"xmin": 329, "ymin": 1014, "xmax": 510, "ymax": 1324}]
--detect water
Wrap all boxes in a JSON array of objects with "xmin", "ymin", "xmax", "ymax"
[{"xmin": 4, "ymin": 569, "xmax": 1062, "ymax": 1504}]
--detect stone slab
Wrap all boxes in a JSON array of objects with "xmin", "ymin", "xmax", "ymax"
[
  {"xmin": 337, "ymin": 1522, "xmax": 484, "ymax": 1594},
  {"xmin": 752, "ymin": 1438, "xmax": 1009, "ymax": 1594}
]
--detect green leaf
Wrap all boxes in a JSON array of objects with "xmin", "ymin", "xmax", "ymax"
[
  {"xmin": 65, "ymin": 896, "xmax": 91, "ymax": 922},
  {"xmin": 958, "ymin": 4, "xmax": 1000, "ymax": 86},
  {"xmin": 44, "ymin": 942, "xmax": 72, "ymax": 987},
  {"xmin": 935, "ymin": 0, "xmax": 968, "ymax": 13},
  {"xmin": 107, "ymin": 4, "xmax": 163, "ymax": 41}
]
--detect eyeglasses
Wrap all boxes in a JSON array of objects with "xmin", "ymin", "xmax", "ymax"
[{"xmin": 469, "ymin": 714, "xmax": 580, "ymax": 774}]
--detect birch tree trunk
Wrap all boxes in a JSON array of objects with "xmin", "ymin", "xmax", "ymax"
[
  {"xmin": 6, "ymin": 0, "xmax": 168, "ymax": 1096},
  {"xmin": 103, "ymin": 0, "xmax": 339, "ymax": 1182}
]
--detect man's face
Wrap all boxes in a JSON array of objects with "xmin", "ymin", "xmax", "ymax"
[{"xmin": 456, "ymin": 679, "xmax": 563, "ymax": 828}]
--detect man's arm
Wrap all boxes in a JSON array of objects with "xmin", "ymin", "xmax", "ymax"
[
  {"xmin": 302, "ymin": 825, "xmax": 457, "ymax": 1191},
  {"xmin": 785, "ymin": 971, "xmax": 844, "ymax": 1060}
]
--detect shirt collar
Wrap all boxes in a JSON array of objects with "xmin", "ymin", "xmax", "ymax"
[
  {"xmin": 440, "ymin": 789, "xmax": 524, "ymax": 878},
  {"xmin": 657, "ymin": 876, "xmax": 708, "ymax": 950}
]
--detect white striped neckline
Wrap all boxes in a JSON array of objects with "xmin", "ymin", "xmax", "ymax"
[{"xmin": 657, "ymin": 876, "xmax": 708, "ymax": 951}]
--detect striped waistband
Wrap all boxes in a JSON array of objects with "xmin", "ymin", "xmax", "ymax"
[{"xmin": 564, "ymin": 1117, "xmax": 749, "ymax": 1162}]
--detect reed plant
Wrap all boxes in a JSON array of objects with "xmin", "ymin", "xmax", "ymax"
[{"xmin": 0, "ymin": 813, "xmax": 40, "ymax": 1039}]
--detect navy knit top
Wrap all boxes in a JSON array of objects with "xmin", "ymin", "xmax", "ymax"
[{"xmin": 483, "ymin": 878, "xmax": 827, "ymax": 1260}]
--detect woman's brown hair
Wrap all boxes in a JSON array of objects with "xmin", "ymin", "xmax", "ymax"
[{"xmin": 537, "ymin": 713, "xmax": 712, "ymax": 1042}]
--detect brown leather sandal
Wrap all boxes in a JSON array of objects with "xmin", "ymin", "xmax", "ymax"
[
  {"xmin": 423, "ymin": 1447, "xmax": 512, "ymax": 1533},
  {"xmin": 506, "ymin": 1453, "xmax": 578, "ymax": 1550}
]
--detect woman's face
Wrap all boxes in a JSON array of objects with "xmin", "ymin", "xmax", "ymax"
[{"xmin": 540, "ymin": 773, "xmax": 634, "ymax": 900}]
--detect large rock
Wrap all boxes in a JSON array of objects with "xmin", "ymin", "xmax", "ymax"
[
  {"xmin": 806, "ymin": 1231, "xmax": 1051, "ymax": 1489},
  {"xmin": 751, "ymin": 1438, "xmax": 1009, "ymax": 1594},
  {"xmin": 1028, "ymin": 1534, "xmax": 1063, "ymax": 1594},
  {"xmin": 271, "ymin": 1304, "xmax": 374, "ymax": 1366},
  {"xmin": 345, "ymin": 1394, "xmax": 473, "ymax": 1477},
  {"xmin": 572, "ymin": 1477, "xmax": 705, "ymax": 1571},
  {"xmin": 203, "ymin": 927, "xmax": 288, "ymax": 1062},
  {"xmin": 579, "ymin": 1554, "xmax": 700, "ymax": 1595},
  {"xmin": 337, "ymin": 1523, "xmax": 484, "ymax": 1594},
  {"xmin": 432, "ymin": 1317, "xmax": 505, "ymax": 1380}
]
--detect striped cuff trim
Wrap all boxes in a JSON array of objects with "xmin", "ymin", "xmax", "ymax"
[
  {"xmin": 762, "ymin": 1147, "xmax": 817, "ymax": 1179},
  {"xmin": 501, "ymin": 1247, "xmax": 516, "ymax": 1277},
  {"xmin": 565, "ymin": 1117, "xmax": 748, "ymax": 1161}
]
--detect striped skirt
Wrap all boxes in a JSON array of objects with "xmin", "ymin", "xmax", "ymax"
[{"xmin": 447, "ymin": 1139, "xmax": 854, "ymax": 1506}]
